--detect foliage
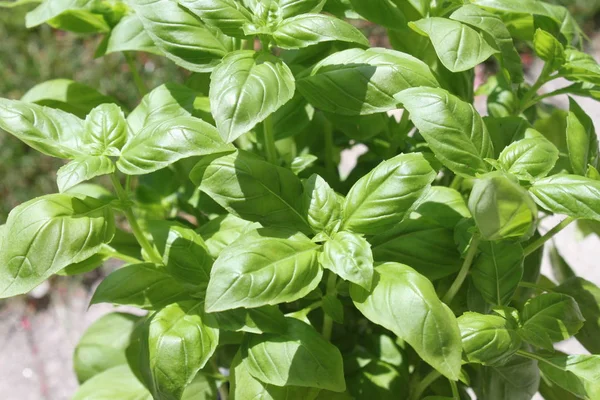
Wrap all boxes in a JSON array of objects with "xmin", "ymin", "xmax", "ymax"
[{"xmin": 1, "ymin": 0, "xmax": 600, "ymax": 399}]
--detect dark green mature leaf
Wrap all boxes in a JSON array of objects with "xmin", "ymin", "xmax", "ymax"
[
  {"xmin": 272, "ymin": 14, "xmax": 369, "ymax": 49},
  {"xmin": 190, "ymin": 150, "xmax": 312, "ymax": 233},
  {"xmin": 57, "ymin": 155, "xmax": 115, "ymax": 193},
  {"xmin": 471, "ymin": 241, "xmax": 524, "ymax": 306},
  {"xmin": 74, "ymin": 312, "xmax": 140, "ymax": 383},
  {"xmin": 90, "ymin": 263, "xmax": 190, "ymax": 310},
  {"xmin": 211, "ymin": 305, "xmax": 286, "ymax": 334},
  {"xmin": 548, "ymin": 244, "xmax": 575, "ymax": 284},
  {"xmin": 529, "ymin": 175, "xmax": 600, "ymax": 221},
  {"xmin": 567, "ymin": 98, "xmax": 598, "ymax": 176},
  {"xmin": 72, "ymin": 365, "xmax": 152, "ymax": 400},
  {"xmin": 396, "ymin": 87, "xmax": 494, "ymax": 177},
  {"xmin": 321, "ymin": 231, "xmax": 374, "ymax": 290},
  {"xmin": 533, "ymin": 29, "xmax": 565, "ymax": 71},
  {"xmin": 555, "ymin": 277, "xmax": 600, "ymax": 353},
  {"xmin": 410, "ymin": 17, "xmax": 498, "ymax": 73},
  {"xmin": 475, "ymin": 356, "xmax": 540, "ymax": 400},
  {"xmin": 178, "ymin": 0, "xmax": 253, "ymax": 37},
  {"xmin": 210, "ymin": 50, "xmax": 295, "ymax": 143},
  {"xmin": 499, "ymin": 136, "xmax": 559, "ymax": 180},
  {"xmin": 351, "ymin": 262, "xmax": 462, "ymax": 380},
  {"xmin": 118, "ymin": 116, "xmax": 233, "ymax": 175},
  {"xmin": 298, "ymin": 48, "xmax": 439, "ymax": 115},
  {"xmin": 21, "ymin": 79, "xmax": 119, "ymax": 118},
  {"xmin": 341, "ymin": 153, "xmax": 435, "ymax": 235},
  {"xmin": 519, "ymin": 293, "xmax": 585, "ymax": 350},
  {"xmin": 302, "ymin": 174, "xmax": 342, "ymax": 234},
  {"xmin": 103, "ymin": 14, "xmax": 161, "ymax": 56},
  {"xmin": 197, "ymin": 214, "xmax": 261, "ymax": 258},
  {"xmin": 458, "ymin": 312, "xmax": 521, "ymax": 365},
  {"xmin": 204, "ymin": 228, "xmax": 321, "ymax": 312},
  {"xmin": 560, "ymin": 48, "xmax": 600, "ymax": 86},
  {"xmin": 131, "ymin": 0, "xmax": 236, "ymax": 72},
  {"xmin": 243, "ymin": 317, "xmax": 346, "ymax": 391},
  {"xmin": 348, "ymin": 0, "xmax": 406, "ymax": 29},
  {"xmin": 537, "ymin": 354, "xmax": 600, "ymax": 399},
  {"xmin": 0, "ymin": 194, "xmax": 114, "ymax": 298}
]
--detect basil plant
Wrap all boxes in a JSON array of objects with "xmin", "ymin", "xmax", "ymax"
[{"xmin": 2, "ymin": 0, "xmax": 600, "ymax": 398}]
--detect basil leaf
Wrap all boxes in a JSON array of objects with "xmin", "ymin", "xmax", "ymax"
[
  {"xmin": 537, "ymin": 354, "xmax": 600, "ymax": 399},
  {"xmin": 118, "ymin": 116, "xmax": 233, "ymax": 175},
  {"xmin": 499, "ymin": 136, "xmax": 559, "ymax": 180},
  {"xmin": 567, "ymin": 97, "xmax": 598, "ymax": 176},
  {"xmin": 321, "ymin": 231, "xmax": 374, "ymax": 290},
  {"xmin": 190, "ymin": 150, "xmax": 312, "ymax": 233},
  {"xmin": 57, "ymin": 155, "xmax": 115, "ymax": 193},
  {"xmin": 243, "ymin": 317, "xmax": 346, "ymax": 392},
  {"xmin": 348, "ymin": 0, "xmax": 406, "ymax": 29},
  {"xmin": 341, "ymin": 153, "xmax": 436, "ymax": 235},
  {"xmin": 72, "ymin": 365, "xmax": 152, "ymax": 400},
  {"xmin": 74, "ymin": 312, "xmax": 140, "ymax": 383},
  {"xmin": 204, "ymin": 228, "xmax": 321, "ymax": 312},
  {"xmin": 298, "ymin": 48, "xmax": 439, "ymax": 115},
  {"xmin": 351, "ymin": 262, "xmax": 462, "ymax": 380},
  {"xmin": 471, "ymin": 241, "xmax": 524, "ymax": 306},
  {"xmin": 396, "ymin": 87, "xmax": 494, "ymax": 177},
  {"xmin": 412, "ymin": 186, "xmax": 471, "ymax": 229},
  {"xmin": 529, "ymin": 174, "xmax": 600, "ymax": 221},
  {"xmin": 84, "ymin": 103, "xmax": 127, "ymax": 155},
  {"xmin": 90, "ymin": 263, "xmax": 190, "ymax": 310},
  {"xmin": 0, "ymin": 194, "xmax": 114, "ymax": 298},
  {"xmin": 560, "ymin": 48, "xmax": 600, "ymax": 86},
  {"xmin": 302, "ymin": 173, "xmax": 342, "ymax": 234},
  {"xmin": 197, "ymin": 214, "xmax": 261, "ymax": 258},
  {"xmin": 273, "ymin": 14, "xmax": 369, "ymax": 49},
  {"xmin": 178, "ymin": 0, "xmax": 253, "ymax": 38},
  {"xmin": 292, "ymin": 154, "xmax": 318, "ymax": 175},
  {"xmin": 475, "ymin": 356, "xmax": 540, "ymax": 400},
  {"xmin": 26, "ymin": 0, "xmax": 109, "ymax": 32},
  {"xmin": 102, "ymin": 14, "xmax": 161, "ymax": 56},
  {"xmin": 410, "ymin": 17, "xmax": 498, "ymax": 73},
  {"xmin": 346, "ymin": 359, "xmax": 408, "ymax": 400},
  {"xmin": 533, "ymin": 29, "xmax": 565, "ymax": 71},
  {"xmin": 458, "ymin": 312, "xmax": 521, "ymax": 365},
  {"xmin": 181, "ymin": 373, "xmax": 217, "ymax": 400},
  {"xmin": 211, "ymin": 305, "xmax": 286, "ymax": 334}
]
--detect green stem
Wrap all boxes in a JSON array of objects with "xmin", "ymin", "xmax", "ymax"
[
  {"xmin": 210, "ymin": 358, "xmax": 229, "ymax": 400},
  {"xmin": 262, "ymin": 115, "xmax": 278, "ymax": 164},
  {"xmin": 110, "ymin": 174, "xmax": 162, "ymax": 264},
  {"xmin": 450, "ymin": 379, "xmax": 459, "ymax": 400},
  {"xmin": 450, "ymin": 175, "xmax": 463, "ymax": 191},
  {"xmin": 324, "ymin": 119, "xmax": 336, "ymax": 176},
  {"xmin": 124, "ymin": 52, "xmax": 148, "ymax": 97},
  {"xmin": 517, "ymin": 281, "xmax": 555, "ymax": 293},
  {"xmin": 322, "ymin": 272, "xmax": 337, "ymax": 341},
  {"xmin": 523, "ymin": 217, "xmax": 575, "ymax": 257},
  {"xmin": 410, "ymin": 370, "xmax": 441, "ymax": 400},
  {"xmin": 103, "ymin": 248, "xmax": 142, "ymax": 264},
  {"xmin": 518, "ymin": 62, "xmax": 554, "ymax": 113},
  {"xmin": 515, "ymin": 350, "xmax": 554, "ymax": 367},
  {"xmin": 442, "ymin": 234, "xmax": 481, "ymax": 304}
]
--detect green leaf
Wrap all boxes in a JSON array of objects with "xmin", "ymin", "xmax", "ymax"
[
  {"xmin": 90, "ymin": 263, "xmax": 190, "ymax": 310},
  {"xmin": 178, "ymin": 0, "xmax": 253, "ymax": 38},
  {"xmin": 180, "ymin": 373, "xmax": 217, "ymax": 400},
  {"xmin": 468, "ymin": 172, "xmax": 537, "ymax": 240},
  {"xmin": 560, "ymin": 48, "xmax": 600, "ymax": 86},
  {"xmin": 537, "ymin": 354, "xmax": 600, "ymax": 399},
  {"xmin": 410, "ymin": 17, "xmax": 498, "ymax": 72},
  {"xmin": 243, "ymin": 317, "xmax": 346, "ymax": 391},
  {"xmin": 0, "ymin": 0, "xmax": 41, "ymax": 8},
  {"xmin": 351, "ymin": 262, "xmax": 462, "ymax": 380},
  {"xmin": 471, "ymin": 241, "xmax": 524, "ymax": 306},
  {"xmin": 131, "ymin": 0, "xmax": 236, "ymax": 72},
  {"xmin": 204, "ymin": 228, "xmax": 321, "ymax": 312},
  {"xmin": 297, "ymin": 47, "xmax": 439, "ymax": 115},
  {"xmin": 499, "ymin": 136, "xmax": 559, "ymax": 180},
  {"xmin": 529, "ymin": 174, "xmax": 600, "ymax": 221},
  {"xmin": 346, "ymin": 359, "xmax": 408, "ymax": 400},
  {"xmin": 84, "ymin": 103, "xmax": 127, "ymax": 155},
  {"xmin": 348, "ymin": 0, "xmax": 406, "ymax": 29},
  {"xmin": 302, "ymin": 173, "xmax": 342, "ymax": 234},
  {"xmin": 57, "ymin": 155, "xmax": 115, "ymax": 193},
  {"xmin": 272, "ymin": 14, "xmax": 369, "ymax": 49},
  {"xmin": 412, "ymin": 186, "xmax": 471, "ymax": 229},
  {"xmin": 209, "ymin": 50, "xmax": 295, "ymax": 143},
  {"xmin": 0, "ymin": 194, "xmax": 114, "ymax": 298},
  {"xmin": 210, "ymin": 305, "xmax": 286, "ymax": 334},
  {"xmin": 396, "ymin": 87, "xmax": 494, "ymax": 177},
  {"xmin": 519, "ymin": 293, "xmax": 585, "ymax": 350},
  {"xmin": 72, "ymin": 365, "xmax": 152, "ymax": 400},
  {"xmin": 567, "ymin": 97, "xmax": 598, "ymax": 176},
  {"xmin": 103, "ymin": 14, "xmax": 162, "ymax": 56},
  {"xmin": 26, "ymin": 0, "xmax": 109, "ymax": 32},
  {"xmin": 74, "ymin": 312, "xmax": 140, "ymax": 383},
  {"xmin": 21, "ymin": 79, "xmax": 119, "ymax": 118},
  {"xmin": 341, "ymin": 153, "xmax": 436, "ymax": 235},
  {"xmin": 549, "ymin": 244, "xmax": 575, "ymax": 284},
  {"xmin": 291, "ymin": 154, "xmax": 318, "ymax": 174},
  {"xmin": 320, "ymin": 231, "xmax": 374, "ymax": 290},
  {"xmin": 117, "ymin": 116, "xmax": 233, "ymax": 175},
  {"xmin": 197, "ymin": 214, "xmax": 261, "ymax": 258},
  {"xmin": 458, "ymin": 312, "xmax": 521, "ymax": 365},
  {"xmin": 475, "ymin": 356, "xmax": 540, "ymax": 400},
  {"xmin": 190, "ymin": 150, "xmax": 312, "ymax": 233},
  {"xmin": 533, "ymin": 29, "xmax": 565, "ymax": 71}
]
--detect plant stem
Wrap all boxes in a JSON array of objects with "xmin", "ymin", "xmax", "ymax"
[
  {"xmin": 410, "ymin": 370, "xmax": 441, "ymax": 400},
  {"xmin": 450, "ymin": 379, "xmax": 459, "ymax": 400},
  {"xmin": 518, "ymin": 62, "xmax": 553, "ymax": 113},
  {"xmin": 324, "ymin": 119, "xmax": 336, "ymax": 176},
  {"xmin": 124, "ymin": 52, "xmax": 148, "ymax": 97},
  {"xmin": 517, "ymin": 281, "xmax": 554, "ymax": 293},
  {"xmin": 450, "ymin": 175, "xmax": 463, "ymax": 191},
  {"xmin": 515, "ymin": 349, "xmax": 554, "ymax": 367},
  {"xmin": 211, "ymin": 358, "xmax": 229, "ymax": 400},
  {"xmin": 442, "ymin": 234, "xmax": 481, "ymax": 304},
  {"xmin": 523, "ymin": 216, "xmax": 575, "ymax": 257},
  {"xmin": 322, "ymin": 272, "xmax": 337, "ymax": 341},
  {"xmin": 262, "ymin": 115, "xmax": 278, "ymax": 164},
  {"xmin": 110, "ymin": 174, "xmax": 162, "ymax": 264}
]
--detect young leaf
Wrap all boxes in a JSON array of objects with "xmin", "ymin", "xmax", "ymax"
[
  {"xmin": 178, "ymin": 0, "xmax": 254, "ymax": 38},
  {"xmin": 560, "ymin": 48, "xmax": 600, "ymax": 86},
  {"xmin": 102, "ymin": 14, "xmax": 162, "ymax": 56},
  {"xmin": 409, "ymin": 17, "xmax": 498, "ymax": 72},
  {"xmin": 341, "ymin": 153, "xmax": 436, "ymax": 235},
  {"xmin": 72, "ymin": 365, "xmax": 152, "ymax": 400},
  {"xmin": 302, "ymin": 173, "xmax": 342, "ymax": 234},
  {"xmin": 537, "ymin": 354, "xmax": 600, "ymax": 399},
  {"xmin": 84, "ymin": 103, "xmax": 127, "ymax": 155},
  {"xmin": 74, "ymin": 312, "xmax": 140, "ymax": 383},
  {"xmin": 475, "ymin": 356, "xmax": 540, "ymax": 400},
  {"xmin": 210, "ymin": 305, "xmax": 287, "ymax": 334},
  {"xmin": 57, "ymin": 155, "xmax": 115, "ymax": 193},
  {"xmin": 458, "ymin": 312, "xmax": 521, "ymax": 365},
  {"xmin": 320, "ymin": 231, "xmax": 374, "ymax": 290},
  {"xmin": 0, "ymin": 194, "xmax": 114, "ymax": 298},
  {"xmin": 566, "ymin": 97, "xmax": 598, "ymax": 176},
  {"xmin": 297, "ymin": 48, "xmax": 439, "ymax": 115},
  {"xmin": 197, "ymin": 214, "xmax": 261, "ymax": 258},
  {"xmin": 243, "ymin": 317, "xmax": 346, "ymax": 392},
  {"xmin": 471, "ymin": 241, "xmax": 524, "ymax": 306},
  {"xmin": 26, "ymin": 0, "xmax": 109, "ymax": 31},
  {"xmin": 533, "ymin": 29, "xmax": 565, "ymax": 71},
  {"xmin": 351, "ymin": 262, "xmax": 462, "ymax": 380},
  {"xmin": 498, "ymin": 136, "xmax": 559, "ymax": 180},
  {"xmin": 210, "ymin": 50, "xmax": 295, "ymax": 143},
  {"xmin": 348, "ymin": 0, "xmax": 406, "ymax": 29},
  {"xmin": 519, "ymin": 293, "xmax": 585, "ymax": 350},
  {"xmin": 204, "ymin": 228, "xmax": 321, "ymax": 312},
  {"xmin": 396, "ymin": 87, "xmax": 494, "ymax": 177},
  {"xmin": 272, "ymin": 14, "xmax": 369, "ymax": 49}
]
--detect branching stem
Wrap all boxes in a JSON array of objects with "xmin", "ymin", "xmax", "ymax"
[
  {"xmin": 523, "ymin": 216, "xmax": 575, "ymax": 257},
  {"xmin": 442, "ymin": 234, "xmax": 481, "ymax": 304},
  {"xmin": 124, "ymin": 52, "xmax": 148, "ymax": 97}
]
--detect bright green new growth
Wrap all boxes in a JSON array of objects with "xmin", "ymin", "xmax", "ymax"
[{"xmin": 0, "ymin": 0, "xmax": 600, "ymax": 399}]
